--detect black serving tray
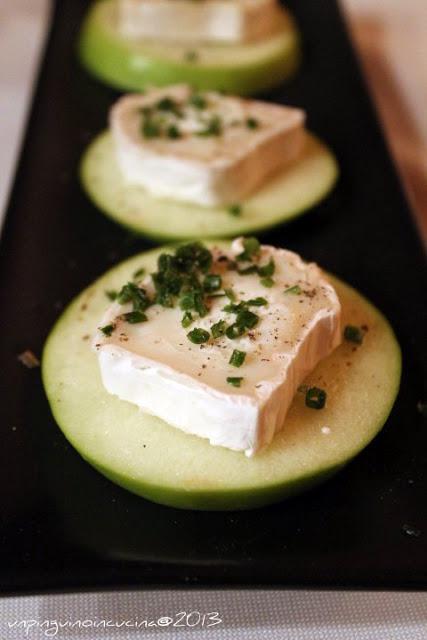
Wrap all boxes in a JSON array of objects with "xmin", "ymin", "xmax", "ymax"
[{"xmin": 0, "ymin": 0, "xmax": 426, "ymax": 595}]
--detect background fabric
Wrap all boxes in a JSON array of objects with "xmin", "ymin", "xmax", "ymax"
[{"xmin": 1, "ymin": 589, "xmax": 427, "ymax": 639}]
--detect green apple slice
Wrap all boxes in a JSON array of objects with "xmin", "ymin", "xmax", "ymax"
[
  {"xmin": 42, "ymin": 244, "xmax": 401, "ymax": 510},
  {"xmin": 80, "ymin": 132, "xmax": 338, "ymax": 240},
  {"xmin": 78, "ymin": 0, "xmax": 301, "ymax": 94}
]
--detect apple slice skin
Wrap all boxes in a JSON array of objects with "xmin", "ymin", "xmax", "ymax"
[
  {"xmin": 80, "ymin": 132, "xmax": 339, "ymax": 241},
  {"xmin": 42, "ymin": 246, "xmax": 401, "ymax": 511},
  {"xmin": 89, "ymin": 458, "xmax": 345, "ymax": 510},
  {"xmin": 77, "ymin": 0, "xmax": 301, "ymax": 95}
]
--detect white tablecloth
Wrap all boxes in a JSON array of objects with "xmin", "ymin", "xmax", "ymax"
[
  {"xmin": 1, "ymin": 589, "xmax": 427, "ymax": 639},
  {"xmin": 0, "ymin": 1, "xmax": 426, "ymax": 637}
]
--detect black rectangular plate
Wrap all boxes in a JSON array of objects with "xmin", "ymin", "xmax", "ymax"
[{"xmin": 0, "ymin": 0, "xmax": 426, "ymax": 595}]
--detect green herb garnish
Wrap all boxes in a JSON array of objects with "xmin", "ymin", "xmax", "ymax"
[
  {"xmin": 156, "ymin": 96, "xmax": 178, "ymax": 112},
  {"xmin": 100, "ymin": 324, "xmax": 115, "ymax": 337},
  {"xmin": 223, "ymin": 303, "xmax": 259, "ymax": 327},
  {"xmin": 132, "ymin": 267, "xmax": 146, "ymax": 280},
  {"xmin": 203, "ymin": 274, "xmax": 222, "ymax": 293},
  {"xmin": 228, "ymin": 203, "xmax": 242, "ymax": 217},
  {"xmin": 167, "ymin": 124, "xmax": 181, "ymax": 139},
  {"xmin": 246, "ymin": 117, "xmax": 259, "ymax": 129},
  {"xmin": 117, "ymin": 282, "xmax": 151, "ymax": 312},
  {"xmin": 260, "ymin": 277, "xmax": 274, "ymax": 288},
  {"xmin": 105, "ymin": 290, "xmax": 117, "ymax": 301},
  {"xmin": 151, "ymin": 242, "xmax": 212, "ymax": 311},
  {"xmin": 229, "ymin": 349, "xmax": 246, "ymax": 368},
  {"xmin": 187, "ymin": 328, "xmax": 210, "ymax": 344},
  {"xmin": 305, "ymin": 387, "xmax": 327, "ymax": 410},
  {"xmin": 284, "ymin": 285, "xmax": 302, "ymax": 295},
  {"xmin": 226, "ymin": 323, "xmax": 246, "ymax": 339},
  {"xmin": 142, "ymin": 119, "xmax": 161, "ymax": 138},
  {"xmin": 236, "ymin": 308, "xmax": 259, "ymax": 329},
  {"xmin": 258, "ymin": 258, "xmax": 275, "ymax": 277},
  {"xmin": 181, "ymin": 312, "xmax": 193, "ymax": 328},
  {"xmin": 123, "ymin": 310, "xmax": 147, "ymax": 324},
  {"xmin": 247, "ymin": 297, "xmax": 268, "ymax": 307},
  {"xmin": 344, "ymin": 325, "xmax": 364, "ymax": 344},
  {"xmin": 179, "ymin": 290, "xmax": 208, "ymax": 317},
  {"xmin": 197, "ymin": 115, "xmax": 222, "ymax": 137},
  {"xmin": 237, "ymin": 237, "xmax": 260, "ymax": 261},
  {"xmin": 175, "ymin": 241, "xmax": 212, "ymax": 273},
  {"xmin": 238, "ymin": 265, "xmax": 259, "ymax": 275},
  {"xmin": 223, "ymin": 301, "xmax": 245, "ymax": 313},
  {"xmin": 189, "ymin": 94, "xmax": 207, "ymax": 109},
  {"xmin": 224, "ymin": 288, "xmax": 236, "ymax": 301},
  {"xmin": 211, "ymin": 319, "xmax": 227, "ymax": 338},
  {"xmin": 226, "ymin": 308, "xmax": 259, "ymax": 339},
  {"xmin": 185, "ymin": 50, "xmax": 199, "ymax": 62},
  {"xmin": 227, "ymin": 376, "xmax": 243, "ymax": 388}
]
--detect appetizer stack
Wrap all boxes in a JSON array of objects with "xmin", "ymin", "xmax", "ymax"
[
  {"xmin": 78, "ymin": 0, "xmax": 300, "ymax": 93},
  {"xmin": 81, "ymin": 86, "xmax": 338, "ymax": 238}
]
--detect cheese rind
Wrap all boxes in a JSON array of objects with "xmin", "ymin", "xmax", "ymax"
[
  {"xmin": 119, "ymin": 0, "xmax": 282, "ymax": 44},
  {"xmin": 94, "ymin": 240, "xmax": 341, "ymax": 456},
  {"xmin": 110, "ymin": 85, "xmax": 306, "ymax": 206}
]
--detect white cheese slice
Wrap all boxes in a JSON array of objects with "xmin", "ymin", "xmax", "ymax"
[
  {"xmin": 94, "ymin": 240, "xmax": 341, "ymax": 456},
  {"xmin": 119, "ymin": 0, "xmax": 282, "ymax": 44},
  {"xmin": 110, "ymin": 85, "xmax": 305, "ymax": 207}
]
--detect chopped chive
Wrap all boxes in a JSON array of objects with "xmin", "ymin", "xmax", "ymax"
[
  {"xmin": 226, "ymin": 323, "xmax": 246, "ymax": 339},
  {"xmin": 179, "ymin": 290, "xmax": 208, "ymax": 317},
  {"xmin": 222, "ymin": 301, "xmax": 244, "ymax": 313},
  {"xmin": 227, "ymin": 376, "xmax": 243, "ymax": 388},
  {"xmin": 100, "ymin": 323, "xmax": 115, "ymax": 336},
  {"xmin": 123, "ymin": 310, "xmax": 147, "ymax": 324},
  {"xmin": 174, "ymin": 241, "xmax": 212, "ymax": 273},
  {"xmin": 238, "ymin": 265, "xmax": 259, "ymax": 276},
  {"xmin": 185, "ymin": 50, "xmax": 199, "ymax": 62},
  {"xmin": 156, "ymin": 96, "xmax": 177, "ymax": 112},
  {"xmin": 142, "ymin": 119, "xmax": 161, "ymax": 138},
  {"xmin": 246, "ymin": 117, "xmax": 259, "ymax": 129},
  {"xmin": 260, "ymin": 277, "xmax": 274, "ymax": 288},
  {"xmin": 105, "ymin": 290, "xmax": 118, "ymax": 301},
  {"xmin": 225, "ymin": 308, "xmax": 259, "ymax": 339},
  {"xmin": 211, "ymin": 319, "xmax": 227, "ymax": 338},
  {"xmin": 258, "ymin": 258, "xmax": 275, "ymax": 277},
  {"xmin": 247, "ymin": 297, "xmax": 268, "ymax": 307},
  {"xmin": 237, "ymin": 237, "xmax": 260, "ymax": 261},
  {"xmin": 305, "ymin": 387, "xmax": 327, "ymax": 410},
  {"xmin": 284, "ymin": 285, "xmax": 302, "ymax": 295},
  {"xmin": 203, "ymin": 273, "xmax": 222, "ymax": 293},
  {"xmin": 187, "ymin": 328, "xmax": 210, "ymax": 344},
  {"xmin": 344, "ymin": 325, "xmax": 364, "ymax": 344},
  {"xmin": 197, "ymin": 115, "xmax": 222, "ymax": 137},
  {"xmin": 228, "ymin": 203, "xmax": 242, "ymax": 217},
  {"xmin": 224, "ymin": 288, "xmax": 236, "ymax": 301},
  {"xmin": 229, "ymin": 349, "xmax": 246, "ymax": 368},
  {"xmin": 235, "ymin": 308, "xmax": 259, "ymax": 329},
  {"xmin": 181, "ymin": 311, "xmax": 193, "ymax": 328},
  {"xmin": 117, "ymin": 282, "xmax": 151, "ymax": 312},
  {"xmin": 189, "ymin": 94, "xmax": 207, "ymax": 109},
  {"xmin": 179, "ymin": 291, "xmax": 198, "ymax": 311},
  {"xmin": 133, "ymin": 267, "xmax": 146, "ymax": 280},
  {"xmin": 167, "ymin": 124, "xmax": 181, "ymax": 139}
]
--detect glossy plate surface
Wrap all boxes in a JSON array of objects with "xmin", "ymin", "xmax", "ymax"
[{"xmin": 0, "ymin": 0, "xmax": 426, "ymax": 593}]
